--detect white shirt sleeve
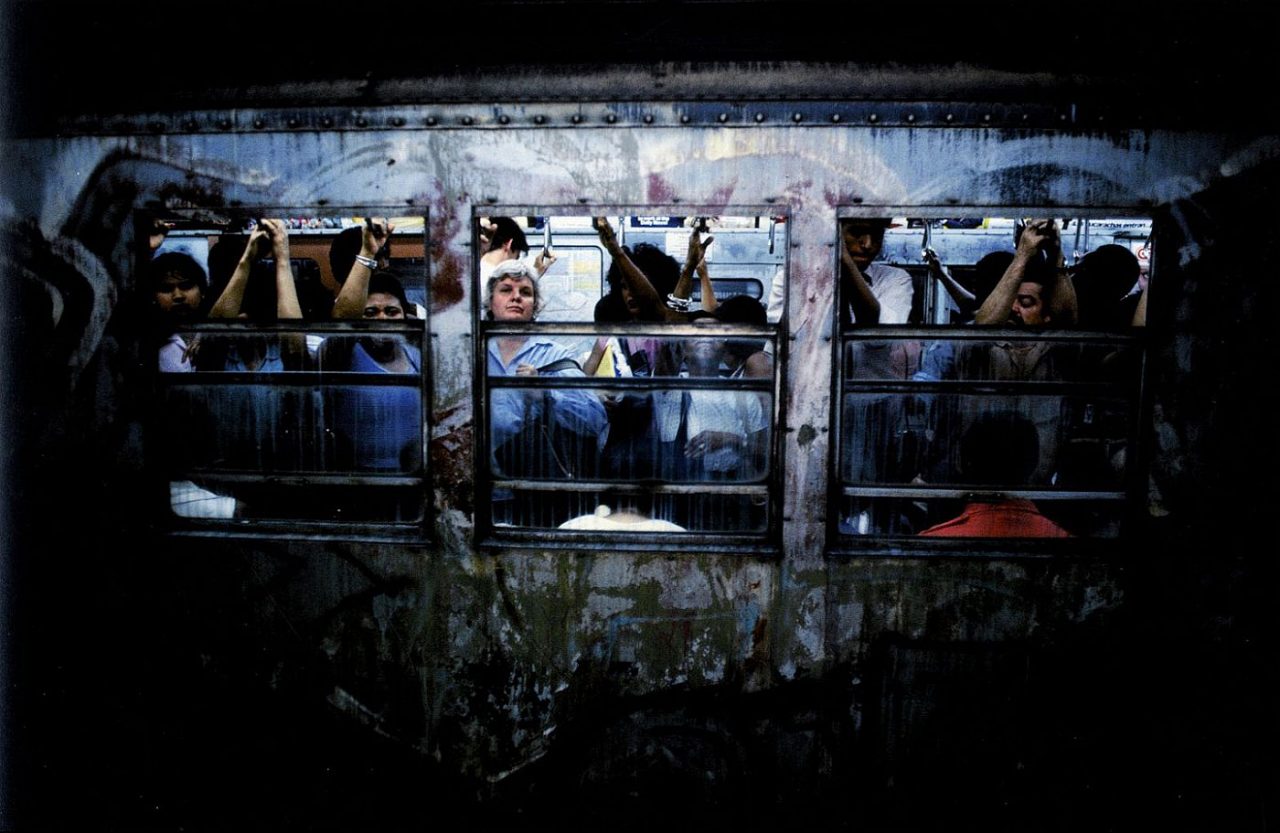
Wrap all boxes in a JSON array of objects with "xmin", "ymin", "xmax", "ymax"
[{"xmin": 867, "ymin": 264, "xmax": 915, "ymax": 325}]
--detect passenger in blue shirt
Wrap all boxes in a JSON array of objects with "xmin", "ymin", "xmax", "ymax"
[
  {"xmin": 319, "ymin": 250, "xmax": 423, "ymax": 472},
  {"xmin": 487, "ymin": 259, "xmax": 606, "ymax": 462},
  {"xmin": 485, "ymin": 260, "xmax": 606, "ymax": 525}
]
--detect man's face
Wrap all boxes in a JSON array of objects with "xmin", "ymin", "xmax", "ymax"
[
  {"xmin": 154, "ymin": 271, "xmax": 203, "ymax": 319},
  {"xmin": 685, "ymin": 318, "xmax": 724, "ymax": 375},
  {"xmin": 1011, "ymin": 281, "xmax": 1049, "ymax": 326},
  {"xmin": 841, "ymin": 223, "xmax": 884, "ymax": 270},
  {"xmin": 489, "ymin": 276, "xmax": 536, "ymax": 321}
]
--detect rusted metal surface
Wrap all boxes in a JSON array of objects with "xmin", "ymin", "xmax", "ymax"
[{"xmin": 3, "ymin": 85, "xmax": 1275, "ymax": 825}]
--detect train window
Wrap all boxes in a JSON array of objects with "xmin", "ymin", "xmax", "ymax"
[
  {"xmin": 833, "ymin": 214, "xmax": 1151, "ymax": 544},
  {"xmin": 145, "ymin": 210, "xmax": 429, "ymax": 534},
  {"xmin": 476, "ymin": 213, "xmax": 785, "ymax": 543}
]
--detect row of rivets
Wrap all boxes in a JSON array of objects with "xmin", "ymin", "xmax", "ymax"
[{"xmin": 95, "ymin": 107, "xmax": 1126, "ymax": 134}]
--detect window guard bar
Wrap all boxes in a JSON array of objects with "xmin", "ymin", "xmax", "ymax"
[
  {"xmin": 172, "ymin": 472, "xmax": 424, "ymax": 487},
  {"xmin": 492, "ymin": 478, "xmax": 770, "ymax": 495},
  {"xmin": 159, "ymin": 371, "xmax": 422, "ymax": 386},
  {"xmin": 484, "ymin": 322, "xmax": 779, "ymax": 338},
  {"xmin": 839, "ymin": 326, "xmax": 1142, "ymax": 345},
  {"xmin": 839, "ymin": 380, "xmax": 1135, "ymax": 395},
  {"xmin": 175, "ymin": 319, "xmax": 426, "ymax": 334},
  {"xmin": 840, "ymin": 485, "xmax": 1127, "ymax": 500},
  {"xmin": 487, "ymin": 375, "xmax": 773, "ymax": 392},
  {"xmin": 481, "ymin": 529, "xmax": 780, "ymax": 554}
]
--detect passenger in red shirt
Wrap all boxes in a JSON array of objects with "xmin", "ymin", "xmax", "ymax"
[{"xmin": 919, "ymin": 409, "xmax": 1071, "ymax": 538}]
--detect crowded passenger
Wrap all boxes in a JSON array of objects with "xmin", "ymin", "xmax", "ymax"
[
  {"xmin": 317, "ymin": 218, "xmax": 423, "ymax": 472},
  {"xmin": 951, "ymin": 219, "xmax": 1079, "ymax": 485},
  {"xmin": 148, "ymin": 249, "xmax": 242, "ymax": 517},
  {"xmin": 648, "ymin": 295, "xmax": 770, "ymax": 528},
  {"xmin": 655, "ymin": 298, "xmax": 769, "ymax": 480},
  {"xmin": 147, "ymin": 250, "xmax": 209, "ymax": 372},
  {"xmin": 839, "ymin": 218, "xmax": 914, "ymax": 325},
  {"xmin": 918, "ymin": 410, "xmax": 1071, "ymax": 538},
  {"xmin": 1071, "ymin": 243, "xmax": 1144, "ymax": 330},
  {"xmin": 591, "ymin": 216, "xmax": 714, "ymax": 324},
  {"xmin": 586, "ymin": 220, "xmax": 725, "ymax": 484},
  {"xmin": 200, "ymin": 218, "xmax": 307, "ymax": 371},
  {"xmin": 478, "ymin": 217, "xmax": 556, "ymax": 285},
  {"xmin": 973, "ymin": 218, "xmax": 1077, "ymax": 329},
  {"xmin": 485, "ymin": 259, "xmax": 606, "ymax": 524}
]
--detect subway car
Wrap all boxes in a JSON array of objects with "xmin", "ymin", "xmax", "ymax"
[{"xmin": 3, "ymin": 4, "xmax": 1276, "ymax": 830}]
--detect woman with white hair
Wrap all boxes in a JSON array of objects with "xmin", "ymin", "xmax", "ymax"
[{"xmin": 485, "ymin": 260, "xmax": 606, "ymax": 525}]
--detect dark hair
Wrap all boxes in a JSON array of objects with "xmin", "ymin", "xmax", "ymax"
[
  {"xmin": 487, "ymin": 217, "xmax": 528, "ymax": 256},
  {"xmin": 1019, "ymin": 253, "xmax": 1057, "ymax": 290},
  {"xmin": 368, "ymin": 271, "xmax": 412, "ymax": 316},
  {"xmin": 1073, "ymin": 244, "xmax": 1141, "ymax": 329},
  {"xmin": 971, "ymin": 250, "xmax": 1015, "ymax": 306},
  {"xmin": 148, "ymin": 251, "xmax": 208, "ymax": 293},
  {"xmin": 329, "ymin": 227, "xmax": 362, "ymax": 287},
  {"xmin": 606, "ymin": 243, "xmax": 681, "ymax": 303},
  {"xmin": 1077, "ymin": 244, "xmax": 1140, "ymax": 289},
  {"xmin": 842, "ymin": 217, "xmax": 892, "ymax": 244},
  {"xmin": 593, "ymin": 292, "xmax": 631, "ymax": 324},
  {"xmin": 961, "ymin": 410, "xmax": 1040, "ymax": 485},
  {"xmin": 706, "ymin": 293, "xmax": 767, "ymax": 327},
  {"xmin": 696, "ymin": 294, "xmax": 767, "ymax": 363}
]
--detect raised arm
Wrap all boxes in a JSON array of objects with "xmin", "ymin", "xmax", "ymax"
[
  {"xmin": 593, "ymin": 216, "xmax": 682, "ymax": 322},
  {"xmin": 671, "ymin": 228, "xmax": 715, "ymax": 312},
  {"xmin": 924, "ymin": 247, "xmax": 976, "ymax": 313},
  {"xmin": 208, "ymin": 225, "xmax": 270, "ymax": 318},
  {"xmin": 1131, "ymin": 280, "xmax": 1148, "ymax": 327},
  {"xmin": 840, "ymin": 244, "xmax": 881, "ymax": 324},
  {"xmin": 975, "ymin": 220, "xmax": 1052, "ymax": 325},
  {"xmin": 259, "ymin": 219, "xmax": 302, "ymax": 319},
  {"xmin": 332, "ymin": 218, "xmax": 394, "ymax": 319},
  {"xmin": 259, "ymin": 219, "xmax": 308, "ymax": 368}
]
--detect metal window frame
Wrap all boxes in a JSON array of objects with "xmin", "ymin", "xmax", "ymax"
[
  {"xmin": 474, "ymin": 207, "xmax": 789, "ymax": 552},
  {"xmin": 828, "ymin": 207, "xmax": 1155, "ymax": 556},
  {"xmin": 143, "ymin": 206, "xmax": 434, "ymax": 542}
]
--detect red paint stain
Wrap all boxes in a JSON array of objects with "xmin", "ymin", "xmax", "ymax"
[
  {"xmin": 424, "ymin": 186, "xmax": 465, "ymax": 310},
  {"xmin": 646, "ymin": 174, "xmax": 675, "ymax": 203},
  {"xmin": 705, "ymin": 179, "xmax": 738, "ymax": 207}
]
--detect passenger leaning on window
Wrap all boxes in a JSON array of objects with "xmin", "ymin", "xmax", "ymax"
[{"xmin": 839, "ymin": 218, "xmax": 914, "ymax": 325}]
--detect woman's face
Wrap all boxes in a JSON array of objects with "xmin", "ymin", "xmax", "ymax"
[
  {"xmin": 620, "ymin": 284, "xmax": 641, "ymax": 318},
  {"xmin": 489, "ymin": 276, "xmax": 537, "ymax": 321},
  {"xmin": 153, "ymin": 270, "xmax": 203, "ymax": 319}
]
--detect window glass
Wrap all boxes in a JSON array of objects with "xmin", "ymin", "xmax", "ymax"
[
  {"xmin": 477, "ymin": 213, "xmax": 785, "ymax": 538},
  {"xmin": 834, "ymin": 214, "xmax": 1150, "ymax": 543},
  {"xmin": 145, "ymin": 211, "xmax": 428, "ymax": 532}
]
